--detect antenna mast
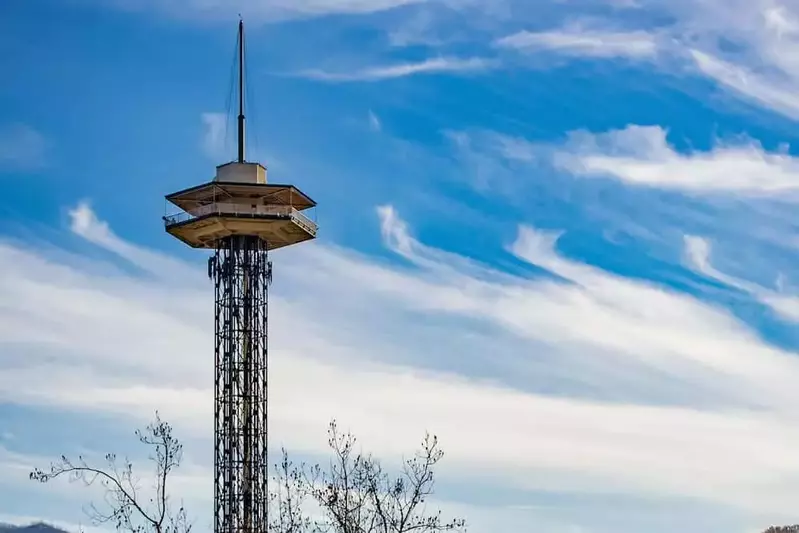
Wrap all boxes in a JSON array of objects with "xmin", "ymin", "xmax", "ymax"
[{"xmin": 237, "ymin": 19, "xmax": 246, "ymax": 163}]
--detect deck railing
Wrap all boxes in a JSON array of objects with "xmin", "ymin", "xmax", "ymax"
[{"xmin": 163, "ymin": 202, "xmax": 317, "ymax": 236}]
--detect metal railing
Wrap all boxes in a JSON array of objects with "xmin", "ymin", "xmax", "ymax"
[
  {"xmin": 289, "ymin": 208, "xmax": 317, "ymax": 236},
  {"xmin": 163, "ymin": 202, "xmax": 317, "ymax": 236}
]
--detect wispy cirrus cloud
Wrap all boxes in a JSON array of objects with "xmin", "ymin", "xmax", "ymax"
[
  {"xmin": 688, "ymin": 48, "xmax": 799, "ymax": 120},
  {"xmin": 104, "ymin": 0, "xmax": 430, "ymax": 22},
  {"xmin": 200, "ymin": 112, "xmax": 230, "ymax": 160},
  {"xmin": 91, "ymin": 0, "xmax": 799, "ymax": 122},
  {"xmin": 68, "ymin": 200, "xmax": 203, "ymax": 285},
  {"xmin": 295, "ymin": 57, "xmax": 494, "ymax": 82},
  {"xmin": 15, "ymin": 1, "xmax": 799, "ymax": 532},
  {"xmin": 0, "ymin": 123, "xmax": 48, "ymax": 172},
  {"xmin": 495, "ymin": 28, "xmax": 660, "ymax": 59},
  {"xmin": 551, "ymin": 124, "xmax": 799, "ymax": 196},
  {"xmin": 491, "ymin": 1, "xmax": 799, "ymax": 120},
  {"xmin": 368, "ymin": 109, "xmax": 382, "ymax": 132},
  {"xmin": 684, "ymin": 235, "xmax": 799, "ymax": 324},
  {"xmin": 666, "ymin": 0, "xmax": 799, "ymax": 120},
  {"xmin": 199, "ymin": 112, "xmax": 276, "ymax": 168},
  {"xmin": 386, "ymin": 7, "xmax": 444, "ymax": 47},
  {"xmin": 3, "ymin": 201, "xmax": 799, "ymax": 528}
]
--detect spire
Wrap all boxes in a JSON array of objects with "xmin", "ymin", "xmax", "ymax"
[{"xmin": 237, "ymin": 18, "xmax": 246, "ymax": 163}]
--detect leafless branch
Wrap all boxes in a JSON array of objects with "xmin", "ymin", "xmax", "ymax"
[
  {"xmin": 30, "ymin": 412, "xmax": 192, "ymax": 533},
  {"xmin": 271, "ymin": 420, "xmax": 465, "ymax": 533}
]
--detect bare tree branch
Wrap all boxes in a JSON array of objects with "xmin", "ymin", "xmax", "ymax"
[
  {"xmin": 30, "ymin": 412, "xmax": 192, "ymax": 533},
  {"xmin": 272, "ymin": 420, "xmax": 466, "ymax": 533},
  {"xmin": 32, "ymin": 413, "xmax": 461, "ymax": 533}
]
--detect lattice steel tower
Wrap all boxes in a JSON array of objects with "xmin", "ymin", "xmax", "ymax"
[{"xmin": 162, "ymin": 20, "xmax": 317, "ymax": 533}]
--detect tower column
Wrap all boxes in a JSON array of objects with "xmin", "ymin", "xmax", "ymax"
[{"xmin": 212, "ymin": 235, "xmax": 269, "ymax": 533}]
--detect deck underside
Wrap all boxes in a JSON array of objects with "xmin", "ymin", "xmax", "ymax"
[{"xmin": 165, "ymin": 213, "xmax": 315, "ymax": 250}]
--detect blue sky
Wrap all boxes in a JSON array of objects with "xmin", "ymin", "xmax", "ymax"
[{"xmin": 5, "ymin": 0, "xmax": 799, "ymax": 532}]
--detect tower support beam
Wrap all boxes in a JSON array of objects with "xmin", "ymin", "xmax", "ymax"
[{"xmin": 212, "ymin": 235, "xmax": 270, "ymax": 533}]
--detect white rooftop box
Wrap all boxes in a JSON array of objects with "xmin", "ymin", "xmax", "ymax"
[{"xmin": 214, "ymin": 161, "xmax": 267, "ymax": 184}]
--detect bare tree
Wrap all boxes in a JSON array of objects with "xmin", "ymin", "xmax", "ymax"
[
  {"xmin": 270, "ymin": 421, "xmax": 466, "ymax": 533},
  {"xmin": 30, "ymin": 413, "xmax": 190, "ymax": 533},
  {"xmin": 271, "ymin": 451, "xmax": 315, "ymax": 533},
  {"xmin": 31, "ymin": 415, "xmax": 463, "ymax": 533}
]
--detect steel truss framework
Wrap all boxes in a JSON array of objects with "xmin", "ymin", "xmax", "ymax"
[{"xmin": 210, "ymin": 235, "xmax": 271, "ymax": 533}]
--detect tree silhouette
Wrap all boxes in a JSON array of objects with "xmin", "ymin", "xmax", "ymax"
[
  {"xmin": 270, "ymin": 420, "xmax": 465, "ymax": 533},
  {"xmin": 30, "ymin": 416, "xmax": 464, "ymax": 533},
  {"xmin": 30, "ymin": 413, "xmax": 190, "ymax": 533}
]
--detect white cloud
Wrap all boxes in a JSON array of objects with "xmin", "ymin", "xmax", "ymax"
[
  {"xmin": 68, "ymin": 200, "xmax": 204, "ymax": 286},
  {"xmin": 440, "ymin": 129, "xmax": 537, "ymax": 191},
  {"xmin": 200, "ymin": 112, "xmax": 229, "ymax": 160},
  {"xmin": 296, "ymin": 57, "xmax": 493, "ymax": 82},
  {"xmin": 4, "ymin": 203, "xmax": 799, "ymax": 523},
  {"xmin": 106, "ymin": 0, "xmax": 430, "ymax": 22},
  {"xmin": 386, "ymin": 8, "xmax": 442, "ymax": 47},
  {"xmin": 674, "ymin": 0, "xmax": 799, "ymax": 117},
  {"xmin": 478, "ymin": 1, "xmax": 799, "ymax": 120},
  {"xmin": 0, "ymin": 124, "xmax": 47, "ymax": 172},
  {"xmin": 688, "ymin": 48, "xmax": 799, "ymax": 120},
  {"xmin": 368, "ymin": 109, "xmax": 382, "ymax": 132},
  {"xmin": 495, "ymin": 28, "xmax": 659, "ymax": 59},
  {"xmin": 197, "ymin": 114, "xmax": 276, "ymax": 168},
  {"xmin": 684, "ymin": 234, "xmax": 799, "ymax": 324},
  {"xmin": 267, "ymin": 0, "xmax": 425, "ymax": 16},
  {"xmin": 578, "ymin": 0, "xmax": 799, "ymax": 119},
  {"xmin": 99, "ymin": 0, "xmax": 799, "ymax": 121},
  {"xmin": 552, "ymin": 124, "xmax": 799, "ymax": 196}
]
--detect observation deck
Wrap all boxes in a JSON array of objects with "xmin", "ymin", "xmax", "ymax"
[{"xmin": 164, "ymin": 162, "xmax": 317, "ymax": 250}]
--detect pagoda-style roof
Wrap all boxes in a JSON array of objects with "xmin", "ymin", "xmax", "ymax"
[{"xmin": 166, "ymin": 180, "xmax": 316, "ymax": 212}]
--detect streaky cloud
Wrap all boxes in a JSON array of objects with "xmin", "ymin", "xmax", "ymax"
[
  {"xmin": 294, "ymin": 57, "xmax": 494, "ymax": 82},
  {"xmin": 684, "ymin": 235, "xmax": 799, "ymax": 324},
  {"xmin": 551, "ymin": 125, "xmax": 799, "ymax": 196},
  {"xmin": 0, "ymin": 123, "xmax": 48, "ymax": 172},
  {"xmin": 495, "ymin": 27, "xmax": 659, "ymax": 59},
  {"xmin": 3, "ymin": 203, "xmax": 799, "ymax": 520}
]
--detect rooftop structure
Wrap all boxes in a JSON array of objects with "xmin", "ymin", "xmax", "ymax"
[{"xmin": 164, "ymin": 162, "xmax": 317, "ymax": 250}]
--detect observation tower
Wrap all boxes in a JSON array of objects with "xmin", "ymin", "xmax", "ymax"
[{"xmin": 162, "ymin": 20, "xmax": 317, "ymax": 533}]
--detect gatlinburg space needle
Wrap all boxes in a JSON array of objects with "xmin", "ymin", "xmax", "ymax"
[{"xmin": 162, "ymin": 20, "xmax": 318, "ymax": 533}]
